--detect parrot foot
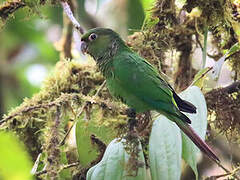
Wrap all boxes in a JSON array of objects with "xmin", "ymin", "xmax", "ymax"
[
  {"xmin": 128, "ymin": 118, "xmax": 137, "ymax": 131},
  {"xmin": 126, "ymin": 108, "xmax": 137, "ymax": 131},
  {"xmin": 126, "ymin": 108, "xmax": 136, "ymax": 118}
]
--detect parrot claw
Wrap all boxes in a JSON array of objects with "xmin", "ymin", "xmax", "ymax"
[{"xmin": 126, "ymin": 108, "xmax": 136, "ymax": 118}]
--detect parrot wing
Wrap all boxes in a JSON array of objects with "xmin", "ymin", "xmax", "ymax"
[
  {"xmin": 113, "ymin": 51, "xmax": 196, "ymax": 114},
  {"xmin": 113, "ymin": 52, "xmax": 184, "ymax": 118}
]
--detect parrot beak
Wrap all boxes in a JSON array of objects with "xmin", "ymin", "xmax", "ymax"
[{"xmin": 80, "ymin": 41, "xmax": 88, "ymax": 54}]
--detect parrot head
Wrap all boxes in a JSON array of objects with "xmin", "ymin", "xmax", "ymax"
[{"xmin": 80, "ymin": 28, "xmax": 124, "ymax": 60}]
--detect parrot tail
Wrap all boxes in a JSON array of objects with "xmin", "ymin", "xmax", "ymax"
[
  {"xmin": 173, "ymin": 92, "xmax": 197, "ymax": 114},
  {"xmin": 174, "ymin": 114, "xmax": 220, "ymax": 162}
]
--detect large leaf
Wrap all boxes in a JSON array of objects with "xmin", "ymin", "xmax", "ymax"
[
  {"xmin": 0, "ymin": 132, "xmax": 33, "ymax": 180},
  {"xmin": 226, "ymin": 42, "xmax": 240, "ymax": 57},
  {"xmin": 209, "ymin": 54, "xmax": 226, "ymax": 81},
  {"xmin": 127, "ymin": 0, "xmax": 145, "ymax": 32},
  {"xmin": 75, "ymin": 118, "xmax": 115, "ymax": 167},
  {"xmin": 179, "ymin": 86, "xmax": 208, "ymax": 179},
  {"xmin": 149, "ymin": 116, "xmax": 182, "ymax": 180},
  {"xmin": 87, "ymin": 139, "xmax": 148, "ymax": 180},
  {"xmin": 209, "ymin": 42, "xmax": 240, "ymax": 81},
  {"xmin": 59, "ymin": 150, "xmax": 72, "ymax": 180}
]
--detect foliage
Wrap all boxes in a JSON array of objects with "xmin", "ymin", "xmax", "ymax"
[
  {"xmin": 0, "ymin": 131, "xmax": 33, "ymax": 180},
  {"xmin": 149, "ymin": 116, "xmax": 182, "ymax": 180},
  {"xmin": 87, "ymin": 139, "xmax": 148, "ymax": 180}
]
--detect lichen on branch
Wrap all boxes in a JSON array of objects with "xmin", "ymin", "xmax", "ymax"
[
  {"xmin": 206, "ymin": 81, "xmax": 240, "ymax": 141},
  {"xmin": 0, "ymin": 59, "xmax": 120, "ymax": 158}
]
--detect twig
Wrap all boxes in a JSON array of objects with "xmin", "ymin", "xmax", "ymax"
[
  {"xmin": 0, "ymin": 101, "xmax": 58, "ymax": 125},
  {"xmin": 213, "ymin": 160, "xmax": 240, "ymax": 180},
  {"xmin": 62, "ymin": 15, "xmax": 73, "ymax": 59},
  {"xmin": 190, "ymin": 66, "xmax": 213, "ymax": 86},
  {"xmin": 60, "ymin": 1, "xmax": 84, "ymax": 34},
  {"xmin": 0, "ymin": 93, "xmax": 78, "ymax": 125},
  {"xmin": 61, "ymin": 162, "xmax": 79, "ymax": 170},
  {"xmin": 222, "ymin": 81, "xmax": 240, "ymax": 94},
  {"xmin": 0, "ymin": 0, "xmax": 26, "ymax": 19},
  {"xmin": 207, "ymin": 166, "xmax": 240, "ymax": 179},
  {"xmin": 35, "ymin": 162, "xmax": 79, "ymax": 177},
  {"xmin": 31, "ymin": 153, "xmax": 42, "ymax": 174},
  {"xmin": 207, "ymin": 172, "xmax": 231, "ymax": 179},
  {"xmin": 206, "ymin": 149, "xmax": 240, "ymax": 180},
  {"xmin": 60, "ymin": 80, "xmax": 106, "ymax": 146},
  {"xmin": 59, "ymin": 103, "xmax": 85, "ymax": 146},
  {"xmin": 92, "ymin": 80, "xmax": 106, "ymax": 99},
  {"xmin": 35, "ymin": 169, "xmax": 47, "ymax": 176}
]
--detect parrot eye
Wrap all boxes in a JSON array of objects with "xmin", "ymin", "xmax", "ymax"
[{"xmin": 89, "ymin": 33, "xmax": 98, "ymax": 41}]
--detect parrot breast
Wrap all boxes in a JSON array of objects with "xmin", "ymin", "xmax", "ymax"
[{"xmin": 106, "ymin": 77, "xmax": 151, "ymax": 113}]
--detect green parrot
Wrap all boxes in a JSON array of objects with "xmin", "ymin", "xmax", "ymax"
[{"xmin": 80, "ymin": 28, "xmax": 219, "ymax": 162}]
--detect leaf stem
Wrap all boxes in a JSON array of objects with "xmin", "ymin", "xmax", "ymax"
[
  {"xmin": 202, "ymin": 26, "xmax": 208, "ymax": 69},
  {"xmin": 212, "ymin": 158, "xmax": 240, "ymax": 180},
  {"xmin": 190, "ymin": 67, "xmax": 213, "ymax": 87}
]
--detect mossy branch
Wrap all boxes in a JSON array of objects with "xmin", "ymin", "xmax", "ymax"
[
  {"xmin": 45, "ymin": 106, "xmax": 61, "ymax": 179},
  {"xmin": 206, "ymin": 81, "xmax": 240, "ymax": 138},
  {"xmin": 0, "ymin": 0, "xmax": 25, "ymax": 19}
]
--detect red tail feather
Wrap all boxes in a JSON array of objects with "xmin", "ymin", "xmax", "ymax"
[{"xmin": 175, "ymin": 120, "xmax": 219, "ymax": 162}]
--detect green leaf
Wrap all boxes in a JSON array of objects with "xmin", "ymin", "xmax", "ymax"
[
  {"xmin": 141, "ymin": 0, "xmax": 154, "ymax": 12},
  {"xmin": 75, "ymin": 118, "xmax": 115, "ymax": 167},
  {"xmin": 209, "ymin": 54, "xmax": 226, "ymax": 81},
  {"xmin": 179, "ymin": 86, "xmax": 208, "ymax": 179},
  {"xmin": 87, "ymin": 139, "xmax": 148, "ymax": 180},
  {"xmin": 127, "ymin": 0, "xmax": 145, "ymax": 33},
  {"xmin": 192, "ymin": 67, "xmax": 211, "ymax": 88},
  {"xmin": 210, "ymin": 42, "xmax": 240, "ymax": 81},
  {"xmin": 149, "ymin": 116, "xmax": 182, "ymax": 180},
  {"xmin": 226, "ymin": 42, "xmax": 240, "ymax": 57},
  {"xmin": 59, "ymin": 150, "xmax": 71, "ymax": 180},
  {"xmin": 0, "ymin": 132, "xmax": 33, "ymax": 180}
]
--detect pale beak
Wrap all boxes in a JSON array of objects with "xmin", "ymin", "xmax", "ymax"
[{"xmin": 80, "ymin": 41, "xmax": 88, "ymax": 54}]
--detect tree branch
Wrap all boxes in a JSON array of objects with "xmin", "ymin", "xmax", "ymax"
[
  {"xmin": 60, "ymin": 1, "xmax": 84, "ymax": 34},
  {"xmin": 222, "ymin": 81, "xmax": 240, "ymax": 94},
  {"xmin": 0, "ymin": 0, "xmax": 25, "ymax": 19},
  {"xmin": 45, "ymin": 106, "xmax": 61, "ymax": 179},
  {"xmin": 60, "ymin": 80, "xmax": 106, "ymax": 146},
  {"xmin": 35, "ymin": 162, "xmax": 79, "ymax": 177}
]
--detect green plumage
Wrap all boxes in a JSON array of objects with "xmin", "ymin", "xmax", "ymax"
[{"xmin": 81, "ymin": 28, "xmax": 219, "ymax": 162}]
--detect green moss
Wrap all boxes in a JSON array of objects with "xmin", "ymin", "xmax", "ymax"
[
  {"xmin": 1, "ymin": 60, "xmax": 104, "ymax": 157},
  {"xmin": 1, "ymin": 59, "xmax": 132, "ymax": 165},
  {"xmin": 23, "ymin": 0, "xmax": 39, "ymax": 7}
]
